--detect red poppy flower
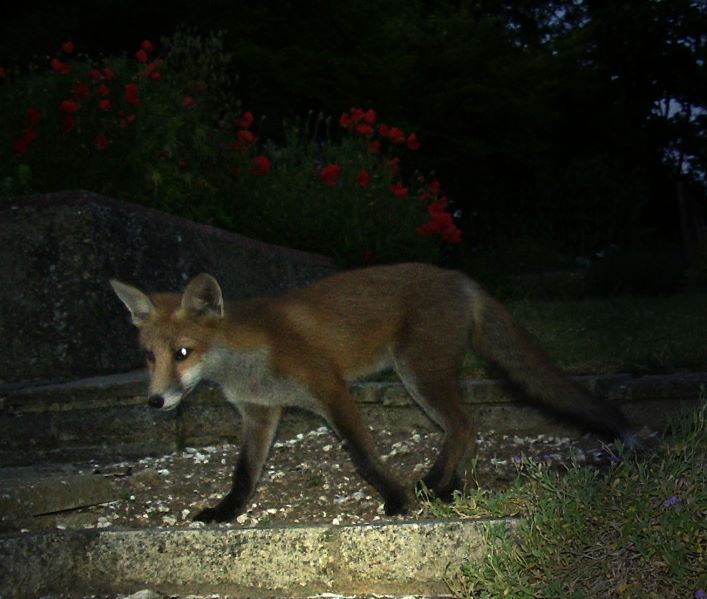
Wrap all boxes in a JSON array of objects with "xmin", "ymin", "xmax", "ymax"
[
  {"xmin": 320, "ymin": 163, "xmax": 341, "ymax": 187},
  {"xmin": 390, "ymin": 183, "xmax": 408, "ymax": 198},
  {"xmin": 357, "ymin": 169, "xmax": 370, "ymax": 188},
  {"xmin": 368, "ymin": 140, "xmax": 381, "ymax": 154},
  {"xmin": 355, "ymin": 123, "xmax": 374, "ymax": 137},
  {"xmin": 378, "ymin": 123, "xmax": 390, "ymax": 138},
  {"xmin": 252, "ymin": 155, "xmax": 272, "ymax": 175},
  {"xmin": 95, "ymin": 133, "xmax": 109, "ymax": 150},
  {"xmin": 350, "ymin": 107, "xmax": 365, "ymax": 123},
  {"xmin": 141, "ymin": 40, "xmax": 154, "ymax": 54},
  {"xmin": 135, "ymin": 49, "xmax": 148, "ymax": 63},
  {"xmin": 416, "ymin": 200, "xmax": 461, "ymax": 243},
  {"xmin": 103, "ymin": 67, "xmax": 115, "ymax": 80},
  {"xmin": 145, "ymin": 60, "xmax": 162, "ymax": 80},
  {"xmin": 73, "ymin": 83, "xmax": 90, "ymax": 100},
  {"xmin": 363, "ymin": 109, "xmax": 377, "ymax": 125},
  {"xmin": 406, "ymin": 133, "xmax": 420, "ymax": 150},
  {"xmin": 388, "ymin": 157, "xmax": 400, "ymax": 175},
  {"xmin": 118, "ymin": 112, "xmax": 136, "ymax": 128},
  {"xmin": 89, "ymin": 69, "xmax": 102, "ymax": 80},
  {"xmin": 98, "ymin": 99, "xmax": 111, "ymax": 111},
  {"xmin": 387, "ymin": 127, "xmax": 405, "ymax": 144},
  {"xmin": 182, "ymin": 96, "xmax": 195, "ymax": 108},
  {"xmin": 238, "ymin": 129, "xmax": 256, "ymax": 144},
  {"xmin": 60, "ymin": 99, "xmax": 80, "ymax": 114},
  {"xmin": 62, "ymin": 41, "xmax": 75, "ymax": 54},
  {"xmin": 339, "ymin": 112, "xmax": 353, "ymax": 129},
  {"xmin": 234, "ymin": 111, "xmax": 254, "ymax": 129},
  {"xmin": 50, "ymin": 58, "xmax": 70, "ymax": 75},
  {"xmin": 98, "ymin": 84, "xmax": 110, "ymax": 97},
  {"xmin": 124, "ymin": 83, "xmax": 139, "ymax": 106},
  {"xmin": 26, "ymin": 107, "xmax": 41, "ymax": 126}
]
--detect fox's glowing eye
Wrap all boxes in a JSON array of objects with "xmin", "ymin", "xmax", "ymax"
[
  {"xmin": 175, "ymin": 347, "xmax": 192, "ymax": 362},
  {"xmin": 145, "ymin": 350, "xmax": 155, "ymax": 363}
]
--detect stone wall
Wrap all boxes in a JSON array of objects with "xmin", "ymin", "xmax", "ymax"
[{"xmin": 0, "ymin": 192, "xmax": 335, "ymax": 384}]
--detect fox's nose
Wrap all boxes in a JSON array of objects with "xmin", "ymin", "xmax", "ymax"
[{"xmin": 148, "ymin": 395, "xmax": 164, "ymax": 409}]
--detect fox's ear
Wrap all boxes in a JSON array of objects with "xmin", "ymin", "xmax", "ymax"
[
  {"xmin": 110, "ymin": 279, "xmax": 155, "ymax": 327},
  {"xmin": 182, "ymin": 273, "xmax": 224, "ymax": 318}
]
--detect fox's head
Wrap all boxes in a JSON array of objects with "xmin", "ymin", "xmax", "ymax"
[{"xmin": 110, "ymin": 274, "xmax": 224, "ymax": 411}]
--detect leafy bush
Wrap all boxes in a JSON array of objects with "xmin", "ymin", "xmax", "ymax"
[{"xmin": 0, "ymin": 35, "xmax": 462, "ymax": 267}]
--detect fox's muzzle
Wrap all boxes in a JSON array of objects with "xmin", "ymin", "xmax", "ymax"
[{"xmin": 148, "ymin": 394, "xmax": 165, "ymax": 409}]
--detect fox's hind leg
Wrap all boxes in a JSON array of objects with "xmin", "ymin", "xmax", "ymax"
[
  {"xmin": 194, "ymin": 403, "xmax": 281, "ymax": 523},
  {"xmin": 392, "ymin": 352, "xmax": 477, "ymax": 502}
]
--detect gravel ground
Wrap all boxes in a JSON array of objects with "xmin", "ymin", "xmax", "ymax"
[
  {"xmin": 30, "ymin": 423, "xmax": 638, "ymax": 533},
  {"xmin": 76, "ymin": 593, "xmax": 455, "ymax": 599}
]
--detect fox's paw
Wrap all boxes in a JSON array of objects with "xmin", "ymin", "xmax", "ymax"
[
  {"xmin": 383, "ymin": 490, "xmax": 409, "ymax": 516},
  {"xmin": 415, "ymin": 474, "xmax": 463, "ymax": 503},
  {"xmin": 193, "ymin": 505, "xmax": 236, "ymax": 523}
]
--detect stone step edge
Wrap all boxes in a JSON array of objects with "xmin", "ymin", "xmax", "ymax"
[
  {"xmin": 0, "ymin": 517, "xmax": 517, "ymax": 599},
  {"xmin": 3, "ymin": 370, "xmax": 706, "ymax": 409}
]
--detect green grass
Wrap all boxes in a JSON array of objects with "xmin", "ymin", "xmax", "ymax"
[
  {"xmin": 420, "ymin": 399, "xmax": 707, "ymax": 598},
  {"xmin": 462, "ymin": 291, "xmax": 707, "ymax": 377}
]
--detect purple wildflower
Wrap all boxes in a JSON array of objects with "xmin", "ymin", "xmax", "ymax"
[{"xmin": 663, "ymin": 495, "xmax": 681, "ymax": 507}]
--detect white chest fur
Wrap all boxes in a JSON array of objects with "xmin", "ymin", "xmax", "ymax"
[{"xmin": 203, "ymin": 346, "xmax": 316, "ymax": 411}]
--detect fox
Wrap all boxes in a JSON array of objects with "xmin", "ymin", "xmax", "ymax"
[{"xmin": 110, "ymin": 263, "xmax": 633, "ymax": 523}]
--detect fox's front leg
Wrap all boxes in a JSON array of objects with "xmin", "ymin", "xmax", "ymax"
[{"xmin": 194, "ymin": 403, "xmax": 282, "ymax": 523}]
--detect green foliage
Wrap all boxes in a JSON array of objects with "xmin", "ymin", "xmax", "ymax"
[
  {"xmin": 505, "ymin": 292, "xmax": 707, "ymax": 375},
  {"xmin": 1, "ymin": 1, "xmax": 704, "ymax": 261},
  {"xmin": 434, "ymin": 400, "xmax": 707, "ymax": 598},
  {"xmin": 584, "ymin": 247, "xmax": 685, "ymax": 296},
  {"xmin": 0, "ymin": 36, "xmax": 460, "ymax": 266}
]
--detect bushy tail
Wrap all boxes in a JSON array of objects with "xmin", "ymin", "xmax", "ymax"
[{"xmin": 469, "ymin": 288, "xmax": 632, "ymax": 441}]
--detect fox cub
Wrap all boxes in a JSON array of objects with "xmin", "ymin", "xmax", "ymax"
[{"xmin": 111, "ymin": 263, "xmax": 632, "ymax": 522}]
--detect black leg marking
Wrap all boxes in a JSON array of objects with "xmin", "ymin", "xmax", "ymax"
[{"xmin": 194, "ymin": 404, "xmax": 281, "ymax": 524}]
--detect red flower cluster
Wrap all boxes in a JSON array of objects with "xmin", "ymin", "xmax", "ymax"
[
  {"xmin": 119, "ymin": 111, "xmax": 136, "ymax": 128},
  {"xmin": 50, "ymin": 58, "xmax": 70, "ymax": 75},
  {"xmin": 229, "ymin": 112, "xmax": 256, "ymax": 151},
  {"xmin": 415, "ymin": 183, "xmax": 462, "ymax": 243},
  {"xmin": 135, "ymin": 40, "xmax": 155, "ymax": 64},
  {"xmin": 89, "ymin": 67, "xmax": 114, "ymax": 81},
  {"xmin": 124, "ymin": 83, "xmax": 139, "ymax": 106},
  {"xmin": 339, "ymin": 107, "xmax": 376, "ymax": 130},
  {"xmin": 340, "ymin": 108, "xmax": 420, "ymax": 151},
  {"xmin": 13, "ymin": 107, "xmax": 41, "ymax": 156},
  {"xmin": 60, "ymin": 99, "xmax": 80, "ymax": 132}
]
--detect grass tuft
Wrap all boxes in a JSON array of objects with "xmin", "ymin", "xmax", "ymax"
[{"xmin": 420, "ymin": 396, "xmax": 707, "ymax": 598}]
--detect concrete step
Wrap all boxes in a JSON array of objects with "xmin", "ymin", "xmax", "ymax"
[
  {"xmin": 0, "ymin": 517, "xmax": 515, "ymax": 598},
  {"xmin": 1, "ymin": 371, "xmax": 705, "ymax": 465}
]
